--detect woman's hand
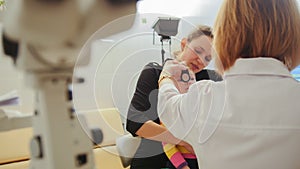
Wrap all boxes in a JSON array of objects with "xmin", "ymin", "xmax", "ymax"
[{"xmin": 159, "ymin": 59, "xmax": 196, "ymax": 93}]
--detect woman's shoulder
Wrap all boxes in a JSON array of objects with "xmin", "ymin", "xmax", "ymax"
[
  {"xmin": 141, "ymin": 62, "xmax": 162, "ymax": 76},
  {"xmin": 196, "ymin": 69, "xmax": 223, "ymax": 82},
  {"xmin": 144, "ymin": 62, "xmax": 162, "ymax": 70},
  {"xmin": 135, "ymin": 62, "xmax": 163, "ymax": 83}
]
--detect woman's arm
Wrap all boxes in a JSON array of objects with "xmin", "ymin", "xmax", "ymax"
[
  {"xmin": 126, "ymin": 63, "xmax": 161, "ymax": 136},
  {"xmin": 157, "ymin": 61, "xmax": 203, "ymax": 141},
  {"xmin": 136, "ymin": 120, "xmax": 182, "ymax": 145},
  {"xmin": 126, "ymin": 63, "xmax": 195, "ymax": 148},
  {"xmin": 125, "ymin": 63, "xmax": 181, "ymax": 144}
]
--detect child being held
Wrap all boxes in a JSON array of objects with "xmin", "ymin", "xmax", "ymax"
[{"xmin": 160, "ymin": 62, "xmax": 198, "ymax": 169}]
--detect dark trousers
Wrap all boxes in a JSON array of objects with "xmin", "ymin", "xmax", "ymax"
[
  {"xmin": 166, "ymin": 158, "xmax": 199, "ymax": 169},
  {"xmin": 130, "ymin": 154, "xmax": 169, "ymax": 169}
]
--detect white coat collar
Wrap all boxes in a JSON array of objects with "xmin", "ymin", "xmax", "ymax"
[{"xmin": 223, "ymin": 57, "xmax": 293, "ymax": 79}]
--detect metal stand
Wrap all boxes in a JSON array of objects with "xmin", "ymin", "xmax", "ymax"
[
  {"xmin": 28, "ymin": 73, "xmax": 95, "ymax": 169},
  {"xmin": 160, "ymin": 36, "xmax": 171, "ymax": 65}
]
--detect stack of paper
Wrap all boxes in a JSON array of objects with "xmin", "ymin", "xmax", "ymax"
[{"xmin": 0, "ymin": 90, "xmax": 19, "ymax": 107}]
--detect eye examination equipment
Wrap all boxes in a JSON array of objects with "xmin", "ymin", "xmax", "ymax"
[
  {"xmin": 152, "ymin": 17, "xmax": 180, "ymax": 64},
  {"xmin": 1, "ymin": 0, "xmax": 137, "ymax": 168}
]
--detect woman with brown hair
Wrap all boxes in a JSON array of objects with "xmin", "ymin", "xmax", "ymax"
[
  {"xmin": 158, "ymin": 0, "xmax": 300, "ymax": 169},
  {"xmin": 126, "ymin": 25, "xmax": 221, "ymax": 169}
]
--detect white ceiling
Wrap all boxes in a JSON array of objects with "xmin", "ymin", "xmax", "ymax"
[
  {"xmin": 138, "ymin": 0, "xmax": 300, "ymax": 18},
  {"xmin": 138, "ymin": 0, "xmax": 223, "ymax": 18}
]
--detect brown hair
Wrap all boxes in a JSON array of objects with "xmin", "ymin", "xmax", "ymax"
[
  {"xmin": 187, "ymin": 25, "xmax": 213, "ymax": 42},
  {"xmin": 174, "ymin": 25, "xmax": 213, "ymax": 57},
  {"xmin": 213, "ymin": 0, "xmax": 300, "ymax": 73}
]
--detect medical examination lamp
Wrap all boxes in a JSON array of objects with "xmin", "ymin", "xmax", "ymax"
[{"xmin": 152, "ymin": 17, "xmax": 180, "ymax": 64}]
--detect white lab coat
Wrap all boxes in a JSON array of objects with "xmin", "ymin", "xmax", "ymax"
[{"xmin": 158, "ymin": 58, "xmax": 300, "ymax": 169}]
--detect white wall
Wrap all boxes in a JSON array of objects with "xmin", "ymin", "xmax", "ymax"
[
  {"xmin": 0, "ymin": 0, "xmax": 224, "ymax": 121},
  {"xmin": 72, "ymin": 13, "xmax": 218, "ymax": 123}
]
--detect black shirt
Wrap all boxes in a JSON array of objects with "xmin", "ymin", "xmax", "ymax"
[{"xmin": 126, "ymin": 62, "xmax": 222, "ymax": 168}]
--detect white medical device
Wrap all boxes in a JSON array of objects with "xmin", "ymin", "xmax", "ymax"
[{"xmin": 1, "ymin": 0, "xmax": 137, "ymax": 168}]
